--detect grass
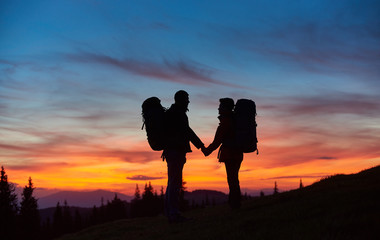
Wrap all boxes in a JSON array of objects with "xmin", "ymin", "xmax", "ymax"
[{"xmin": 57, "ymin": 165, "xmax": 380, "ymax": 240}]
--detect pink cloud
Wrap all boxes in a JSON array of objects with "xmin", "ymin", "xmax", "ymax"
[
  {"xmin": 0, "ymin": 138, "xmax": 161, "ymax": 164},
  {"xmin": 64, "ymin": 51, "xmax": 244, "ymax": 88},
  {"xmin": 126, "ymin": 175, "xmax": 164, "ymax": 181},
  {"xmin": 6, "ymin": 162, "xmax": 70, "ymax": 172}
]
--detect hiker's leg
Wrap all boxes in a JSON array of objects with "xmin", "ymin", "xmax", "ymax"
[
  {"xmin": 165, "ymin": 151, "xmax": 186, "ymax": 217},
  {"xmin": 225, "ymin": 158, "xmax": 242, "ymax": 209}
]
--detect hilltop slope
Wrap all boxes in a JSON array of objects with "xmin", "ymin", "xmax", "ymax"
[{"xmin": 58, "ymin": 165, "xmax": 380, "ymax": 240}]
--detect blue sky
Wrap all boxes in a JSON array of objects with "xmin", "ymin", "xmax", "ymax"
[{"xmin": 1, "ymin": 0, "xmax": 380, "ymax": 195}]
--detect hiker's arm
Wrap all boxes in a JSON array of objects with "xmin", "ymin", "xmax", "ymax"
[
  {"xmin": 207, "ymin": 125, "xmax": 223, "ymax": 153},
  {"xmin": 188, "ymin": 127, "xmax": 204, "ymax": 149}
]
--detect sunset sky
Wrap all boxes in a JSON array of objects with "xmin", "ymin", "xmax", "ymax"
[{"xmin": 1, "ymin": 0, "xmax": 380, "ymax": 198}]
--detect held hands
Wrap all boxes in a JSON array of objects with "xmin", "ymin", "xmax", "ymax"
[{"xmin": 201, "ymin": 146, "xmax": 212, "ymax": 157}]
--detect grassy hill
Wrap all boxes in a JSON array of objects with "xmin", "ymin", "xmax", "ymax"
[{"xmin": 57, "ymin": 165, "xmax": 380, "ymax": 240}]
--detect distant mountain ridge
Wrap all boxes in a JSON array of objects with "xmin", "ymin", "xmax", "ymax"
[
  {"xmin": 38, "ymin": 189, "xmax": 133, "ymax": 209},
  {"xmin": 38, "ymin": 189, "xmax": 229, "ymax": 209}
]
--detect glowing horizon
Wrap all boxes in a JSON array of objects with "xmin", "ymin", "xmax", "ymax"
[{"xmin": 1, "ymin": 0, "xmax": 380, "ymax": 197}]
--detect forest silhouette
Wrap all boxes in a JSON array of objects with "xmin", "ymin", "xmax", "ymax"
[
  {"xmin": 1, "ymin": 166, "xmax": 234, "ymax": 240},
  {"xmin": 1, "ymin": 165, "xmax": 379, "ymax": 239}
]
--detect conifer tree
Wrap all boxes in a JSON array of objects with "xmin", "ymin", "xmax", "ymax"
[
  {"xmin": 260, "ymin": 190, "xmax": 265, "ymax": 197},
  {"xmin": 74, "ymin": 209, "xmax": 83, "ymax": 232},
  {"xmin": 0, "ymin": 166, "xmax": 18, "ymax": 239},
  {"xmin": 179, "ymin": 179, "xmax": 189, "ymax": 210},
  {"xmin": 142, "ymin": 182, "xmax": 158, "ymax": 216},
  {"xmin": 90, "ymin": 205, "xmax": 98, "ymax": 225},
  {"xmin": 134, "ymin": 184, "xmax": 141, "ymax": 200},
  {"xmin": 99, "ymin": 197, "xmax": 106, "ymax": 223},
  {"xmin": 142, "ymin": 182, "xmax": 154, "ymax": 200},
  {"xmin": 160, "ymin": 186, "xmax": 165, "ymax": 199},
  {"xmin": 63, "ymin": 200, "xmax": 73, "ymax": 233},
  {"xmin": 179, "ymin": 179, "xmax": 186, "ymax": 203},
  {"xmin": 243, "ymin": 192, "xmax": 249, "ymax": 200},
  {"xmin": 107, "ymin": 194, "xmax": 127, "ymax": 220},
  {"xmin": 131, "ymin": 184, "xmax": 142, "ymax": 218},
  {"xmin": 53, "ymin": 202, "xmax": 64, "ymax": 237},
  {"xmin": 159, "ymin": 186, "xmax": 165, "ymax": 211},
  {"xmin": 20, "ymin": 177, "xmax": 40, "ymax": 239},
  {"xmin": 274, "ymin": 181, "xmax": 279, "ymax": 195}
]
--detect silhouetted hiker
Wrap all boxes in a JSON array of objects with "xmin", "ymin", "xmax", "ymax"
[
  {"xmin": 163, "ymin": 90, "xmax": 206, "ymax": 223},
  {"xmin": 203, "ymin": 98, "xmax": 244, "ymax": 209}
]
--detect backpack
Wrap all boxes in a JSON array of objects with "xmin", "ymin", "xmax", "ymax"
[
  {"xmin": 233, "ymin": 99, "xmax": 258, "ymax": 154},
  {"xmin": 141, "ymin": 97, "xmax": 166, "ymax": 151}
]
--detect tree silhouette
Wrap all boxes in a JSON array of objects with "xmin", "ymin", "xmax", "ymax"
[
  {"xmin": 0, "ymin": 166, "xmax": 18, "ymax": 240},
  {"xmin": 73, "ymin": 209, "xmax": 83, "ymax": 232},
  {"xmin": 142, "ymin": 182, "xmax": 154, "ymax": 200},
  {"xmin": 160, "ymin": 186, "xmax": 164, "ymax": 199},
  {"xmin": 142, "ymin": 182, "xmax": 161, "ymax": 216},
  {"xmin": 134, "ymin": 184, "xmax": 141, "ymax": 200},
  {"xmin": 260, "ymin": 190, "xmax": 265, "ymax": 197},
  {"xmin": 53, "ymin": 202, "xmax": 64, "ymax": 237},
  {"xmin": 131, "ymin": 184, "xmax": 143, "ymax": 217},
  {"xmin": 179, "ymin": 179, "xmax": 189, "ymax": 210},
  {"xmin": 131, "ymin": 182, "xmax": 163, "ymax": 217},
  {"xmin": 243, "ymin": 192, "xmax": 251, "ymax": 201},
  {"xmin": 90, "ymin": 205, "xmax": 98, "ymax": 225},
  {"xmin": 20, "ymin": 177, "xmax": 40, "ymax": 240},
  {"xmin": 63, "ymin": 200, "xmax": 73, "ymax": 233},
  {"xmin": 274, "ymin": 181, "xmax": 279, "ymax": 195},
  {"xmin": 159, "ymin": 186, "xmax": 165, "ymax": 207},
  {"xmin": 99, "ymin": 197, "xmax": 106, "ymax": 223},
  {"xmin": 107, "ymin": 194, "xmax": 128, "ymax": 221}
]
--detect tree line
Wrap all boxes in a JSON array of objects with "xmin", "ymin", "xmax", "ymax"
[
  {"xmin": 1, "ymin": 166, "xmax": 39, "ymax": 240},
  {"xmin": 0, "ymin": 166, "xmax": 190, "ymax": 240},
  {"xmin": 1, "ymin": 165, "xmax": 293, "ymax": 240}
]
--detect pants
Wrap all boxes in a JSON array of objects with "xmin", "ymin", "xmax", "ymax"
[
  {"xmin": 225, "ymin": 158, "xmax": 243, "ymax": 209},
  {"xmin": 164, "ymin": 150, "xmax": 186, "ymax": 217}
]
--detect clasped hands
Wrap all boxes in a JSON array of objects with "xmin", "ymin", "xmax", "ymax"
[{"xmin": 201, "ymin": 146, "xmax": 212, "ymax": 157}]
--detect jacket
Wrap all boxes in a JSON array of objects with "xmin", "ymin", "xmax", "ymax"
[
  {"xmin": 207, "ymin": 113, "xmax": 243, "ymax": 162},
  {"xmin": 163, "ymin": 104, "xmax": 204, "ymax": 153}
]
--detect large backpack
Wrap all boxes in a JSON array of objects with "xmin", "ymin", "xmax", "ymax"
[
  {"xmin": 234, "ymin": 99, "xmax": 258, "ymax": 154},
  {"xmin": 141, "ymin": 97, "xmax": 166, "ymax": 151}
]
